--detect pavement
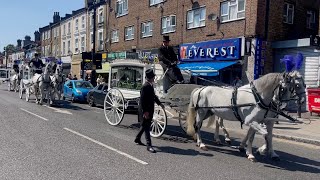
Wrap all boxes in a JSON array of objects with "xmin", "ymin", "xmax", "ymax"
[{"xmin": 0, "ymin": 83, "xmax": 319, "ymax": 179}]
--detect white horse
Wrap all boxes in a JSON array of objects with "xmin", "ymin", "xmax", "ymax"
[
  {"xmin": 50, "ymin": 63, "xmax": 64, "ymax": 101},
  {"xmin": 29, "ymin": 62, "xmax": 54, "ymax": 105},
  {"xmin": 186, "ymin": 73, "xmax": 296, "ymax": 153}
]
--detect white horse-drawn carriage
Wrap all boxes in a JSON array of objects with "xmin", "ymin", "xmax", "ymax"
[
  {"xmin": 103, "ymin": 57, "xmax": 307, "ymax": 161},
  {"xmin": 0, "ymin": 68, "xmax": 11, "ymax": 85}
]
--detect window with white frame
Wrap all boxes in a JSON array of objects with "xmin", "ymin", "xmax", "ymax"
[
  {"xmin": 63, "ymin": 42, "xmax": 66, "ymax": 55},
  {"xmin": 283, "ymin": 3, "xmax": 294, "ymax": 24},
  {"xmin": 81, "ymin": 36, "xmax": 85, "ymax": 52},
  {"xmin": 52, "ymin": 45, "xmax": 55, "ymax": 56},
  {"xmin": 67, "ymin": 41, "xmax": 71, "ymax": 53},
  {"xmin": 42, "ymin": 33, "xmax": 45, "ymax": 41},
  {"xmin": 91, "ymin": 32, "xmax": 94, "ymax": 43},
  {"xmin": 48, "ymin": 30, "xmax": 51, "ymax": 39},
  {"xmin": 150, "ymin": 0, "xmax": 164, "ymax": 6},
  {"xmin": 75, "ymin": 19, "xmax": 79, "ymax": 31},
  {"xmin": 82, "ymin": 16, "xmax": 85, "ymax": 29},
  {"xmin": 187, "ymin": 7, "xmax": 206, "ymax": 29},
  {"xmin": 98, "ymin": 31, "xmax": 104, "ymax": 50},
  {"xmin": 141, "ymin": 21, "xmax": 153, "ymax": 37},
  {"xmin": 63, "ymin": 25, "xmax": 66, "ymax": 35},
  {"xmin": 75, "ymin": 38, "xmax": 79, "ymax": 52},
  {"xmin": 307, "ymin": 10, "xmax": 316, "ymax": 29},
  {"xmin": 111, "ymin": 30, "xmax": 119, "ymax": 43},
  {"xmin": 68, "ymin": 22, "xmax": 71, "ymax": 34},
  {"xmin": 90, "ymin": 14, "xmax": 94, "ymax": 28},
  {"xmin": 99, "ymin": 9, "xmax": 104, "ymax": 23},
  {"xmin": 57, "ymin": 28, "xmax": 59, "ymax": 36},
  {"xmin": 162, "ymin": 15, "xmax": 176, "ymax": 34},
  {"xmin": 220, "ymin": 0, "xmax": 245, "ymax": 23},
  {"xmin": 116, "ymin": 0, "xmax": 128, "ymax": 17},
  {"xmin": 125, "ymin": 26, "xmax": 134, "ymax": 40}
]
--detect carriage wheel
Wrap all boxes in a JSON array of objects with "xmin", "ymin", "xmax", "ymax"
[
  {"xmin": 104, "ymin": 88, "xmax": 125, "ymax": 126},
  {"xmin": 178, "ymin": 112, "xmax": 188, "ymax": 134},
  {"xmin": 150, "ymin": 105, "xmax": 167, "ymax": 138},
  {"xmin": 25, "ymin": 88, "xmax": 30, "ymax": 102}
]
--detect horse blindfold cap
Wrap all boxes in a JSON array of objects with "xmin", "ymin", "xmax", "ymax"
[{"xmin": 146, "ymin": 69, "xmax": 155, "ymax": 79}]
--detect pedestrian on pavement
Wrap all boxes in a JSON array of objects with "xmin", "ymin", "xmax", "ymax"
[{"xmin": 134, "ymin": 69, "xmax": 164, "ymax": 153}]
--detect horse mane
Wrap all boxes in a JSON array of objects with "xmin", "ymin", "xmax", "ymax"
[{"xmin": 253, "ymin": 73, "xmax": 283, "ymax": 93}]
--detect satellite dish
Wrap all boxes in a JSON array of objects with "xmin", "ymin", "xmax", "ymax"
[{"xmin": 208, "ymin": 13, "xmax": 218, "ymax": 21}]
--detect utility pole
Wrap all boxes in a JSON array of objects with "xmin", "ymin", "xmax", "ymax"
[{"xmin": 4, "ymin": 47, "xmax": 8, "ymax": 69}]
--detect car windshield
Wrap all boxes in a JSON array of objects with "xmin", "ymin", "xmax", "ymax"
[
  {"xmin": 75, "ymin": 81, "xmax": 93, "ymax": 89},
  {"xmin": 111, "ymin": 66, "xmax": 143, "ymax": 90}
]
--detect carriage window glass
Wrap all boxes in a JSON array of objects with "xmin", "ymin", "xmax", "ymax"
[
  {"xmin": 75, "ymin": 81, "xmax": 94, "ymax": 89},
  {"xmin": 111, "ymin": 66, "xmax": 143, "ymax": 90},
  {"xmin": 0, "ymin": 70, "xmax": 7, "ymax": 78},
  {"xmin": 97, "ymin": 84, "xmax": 103, "ymax": 90}
]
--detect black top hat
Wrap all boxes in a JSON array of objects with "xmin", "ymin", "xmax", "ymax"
[
  {"xmin": 163, "ymin": 35, "xmax": 171, "ymax": 42},
  {"xmin": 34, "ymin": 53, "xmax": 39, "ymax": 56},
  {"xmin": 145, "ymin": 69, "xmax": 156, "ymax": 79}
]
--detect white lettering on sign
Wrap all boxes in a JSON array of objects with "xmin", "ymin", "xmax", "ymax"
[
  {"xmin": 314, "ymin": 98, "xmax": 320, "ymax": 103},
  {"xmin": 187, "ymin": 46, "xmax": 236, "ymax": 59}
]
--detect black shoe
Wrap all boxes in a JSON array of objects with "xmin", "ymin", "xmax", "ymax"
[
  {"xmin": 134, "ymin": 139, "xmax": 145, "ymax": 146},
  {"xmin": 147, "ymin": 146, "xmax": 156, "ymax": 153}
]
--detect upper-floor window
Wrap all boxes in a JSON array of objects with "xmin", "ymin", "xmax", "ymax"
[
  {"xmin": 63, "ymin": 25, "xmax": 66, "ymax": 35},
  {"xmin": 75, "ymin": 19, "xmax": 79, "ymax": 31},
  {"xmin": 187, "ymin": 7, "xmax": 206, "ymax": 29},
  {"xmin": 141, "ymin": 21, "xmax": 153, "ymax": 38},
  {"xmin": 81, "ymin": 36, "xmax": 85, "ymax": 52},
  {"xmin": 111, "ymin": 30, "xmax": 119, "ymax": 43},
  {"xmin": 283, "ymin": 3, "xmax": 294, "ymax": 24},
  {"xmin": 150, "ymin": 0, "xmax": 164, "ymax": 6},
  {"xmin": 42, "ymin": 33, "xmax": 45, "ymax": 40},
  {"xmin": 48, "ymin": 30, "xmax": 51, "ymax": 39},
  {"xmin": 98, "ymin": 31, "xmax": 104, "ymax": 50},
  {"xmin": 68, "ymin": 22, "xmax": 71, "ymax": 34},
  {"xmin": 75, "ymin": 38, "xmax": 79, "ymax": 52},
  {"xmin": 67, "ymin": 41, "xmax": 71, "ymax": 52},
  {"xmin": 162, "ymin": 15, "xmax": 176, "ymax": 34},
  {"xmin": 99, "ymin": 8, "xmax": 104, "ymax": 23},
  {"xmin": 125, "ymin": 26, "xmax": 134, "ymax": 41},
  {"xmin": 90, "ymin": 14, "xmax": 93, "ymax": 28},
  {"xmin": 63, "ymin": 42, "xmax": 66, "ymax": 55},
  {"xmin": 82, "ymin": 16, "xmax": 86, "ymax": 29},
  {"xmin": 307, "ymin": 10, "xmax": 316, "ymax": 29},
  {"xmin": 116, "ymin": 0, "xmax": 128, "ymax": 17},
  {"xmin": 220, "ymin": 0, "xmax": 245, "ymax": 23}
]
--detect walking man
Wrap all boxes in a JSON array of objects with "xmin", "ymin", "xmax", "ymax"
[{"xmin": 134, "ymin": 69, "xmax": 164, "ymax": 153}]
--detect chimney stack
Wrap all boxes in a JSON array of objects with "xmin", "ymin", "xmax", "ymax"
[
  {"xmin": 53, "ymin": 12, "xmax": 61, "ymax": 23},
  {"xmin": 17, "ymin": 39, "xmax": 22, "ymax": 48}
]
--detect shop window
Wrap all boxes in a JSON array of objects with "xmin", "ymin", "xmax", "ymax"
[
  {"xmin": 125, "ymin": 26, "xmax": 134, "ymax": 41},
  {"xmin": 307, "ymin": 10, "xmax": 316, "ymax": 29},
  {"xmin": 162, "ymin": 15, "xmax": 176, "ymax": 34},
  {"xmin": 187, "ymin": 7, "xmax": 206, "ymax": 29},
  {"xmin": 220, "ymin": 0, "xmax": 245, "ymax": 23},
  {"xmin": 150, "ymin": 0, "xmax": 164, "ymax": 6},
  {"xmin": 116, "ymin": 0, "xmax": 128, "ymax": 17},
  {"xmin": 283, "ymin": 3, "xmax": 294, "ymax": 24},
  {"xmin": 141, "ymin": 21, "xmax": 153, "ymax": 38},
  {"xmin": 111, "ymin": 30, "xmax": 119, "ymax": 43}
]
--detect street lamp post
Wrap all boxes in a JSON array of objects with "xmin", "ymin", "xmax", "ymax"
[{"xmin": 90, "ymin": 0, "xmax": 97, "ymax": 86}]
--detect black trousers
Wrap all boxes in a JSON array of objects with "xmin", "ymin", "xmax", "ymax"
[
  {"xmin": 135, "ymin": 117, "xmax": 152, "ymax": 147},
  {"xmin": 159, "ymin": 62, "xmax": 184, "ymax": 82}
]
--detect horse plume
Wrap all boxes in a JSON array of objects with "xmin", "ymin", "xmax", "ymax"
[
  {"xmin": 294, "ymin": 53, "xmax": 303, "ymax": 70},
  {"xmin": 280, "ymin": 55, "xmax": 295, "ymax": 72}
]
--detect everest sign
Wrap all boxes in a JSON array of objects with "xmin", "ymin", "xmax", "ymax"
[{"xmin": 179, "ymin": 38, "xmax": 241, "ymax": 62}]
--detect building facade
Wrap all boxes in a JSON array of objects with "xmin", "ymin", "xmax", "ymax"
[
  {"xmin": 39, "ymin": 25, "xmax": 51, "ymax": 57},
  {"xmin": 60, "ymin": 14, "xmax": 73, "ymax": 65},
  {"xmin": 50, "ymin": 12, "xmax": 61, "ymax": 58}
]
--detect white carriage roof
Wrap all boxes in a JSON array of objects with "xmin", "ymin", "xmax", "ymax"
[{"xmin": 110, "ymin": 59, "xmax": 152, "ymax": 68}]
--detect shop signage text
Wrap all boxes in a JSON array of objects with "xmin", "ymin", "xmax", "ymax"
[{"xmin": 180, "ymin": 38, "xmax": 241, "ymax": 61}]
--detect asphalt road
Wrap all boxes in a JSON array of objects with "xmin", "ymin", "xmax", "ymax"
[{"xmin": 0, "ymin": 84, "xmax": 319, "ymax": 180}]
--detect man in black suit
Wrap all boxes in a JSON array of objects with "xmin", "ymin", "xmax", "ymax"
[
  {"xmin": 134, "ymin": 69, "xmax": 164, "ymax": 153},
  {"xmin": 159, "ymin": 36, "xmax": 184, "ymax": 92},
  {"xmin": 29, "ymin": 53, "xmax": 44, "ymax": 74}
]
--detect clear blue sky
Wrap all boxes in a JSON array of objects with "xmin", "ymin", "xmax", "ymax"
[{"xmin": 0, "ymin": 0, "xmax": 84, "ymax": 51}]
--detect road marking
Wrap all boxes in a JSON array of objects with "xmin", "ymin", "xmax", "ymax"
[
  {"xmin": 44, "ymin": 105, "xmax": 73, "ymax": 115},
  {"xmin": 63, "ymin": 128, "xmax": 148, "ymax": 165},
  {"xmin": 20, "ymin": 108, "xmax": 49, "ymax": 121}
]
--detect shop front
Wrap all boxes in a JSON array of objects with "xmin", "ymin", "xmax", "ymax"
[
  {"xmin": 70, "ymin": 54, "xmax": 81, "ymax": 78},
  {"xmin": 178, "ymin": 38, "xmax": 243, "ymax": 85},
  {"xmin": 96, "ymin": 62, "xmax": 110, "ymax": 83}
]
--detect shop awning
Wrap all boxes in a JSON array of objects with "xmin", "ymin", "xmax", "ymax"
[
  {"xmin": 178, "ymin": 61, "xmax": 238, "ymax": 76},
  {"xmin": 96, "ymin": 63, "xmax": 110, "ymax": 73}
]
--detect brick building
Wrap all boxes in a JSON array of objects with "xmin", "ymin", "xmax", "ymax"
[
  {"xmin": 39, "ymin": 24, "xmax": 51, "ymax": 57},
  {"xmin": 104, "ymin": 0, "xmax": 320, "ymax": 84},
  {"xmin": 50, "ymin": 12, "xmax": 61, "ymax": 58}
]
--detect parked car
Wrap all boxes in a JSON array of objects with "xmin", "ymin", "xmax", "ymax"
[
  {"xmin": 63, "ymin": 80, "xmax": 94, "ymax": 102},
  {"xmin": 87, "ymin": 83, "xmax": 108, "ymax": 107}
]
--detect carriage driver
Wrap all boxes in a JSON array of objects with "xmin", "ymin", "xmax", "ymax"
[
  {"xmin": 29, "ymin": 53, "xmax": 45, "ymax": 74},
  {"xmin": 134, "ymin": 69, "xmax": 164, "ymax": 153},
  {"xmin": 159, "ymin": 36, "xmax": 184, "ymax": 88}
]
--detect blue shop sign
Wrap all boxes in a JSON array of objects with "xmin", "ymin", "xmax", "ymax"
[{"xmin": 179, "ymin": 38, "xmax": 241, "ymax": 62}]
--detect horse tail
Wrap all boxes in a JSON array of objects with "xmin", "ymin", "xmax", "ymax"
[{"xmin": 186, "ymin": 88, "xmax": 200, "ymax": 136}]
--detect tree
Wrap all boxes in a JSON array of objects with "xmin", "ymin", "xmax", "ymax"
[{"xmin": 4, "ymin": 44, "xmax": 16, "ymax": 53}]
